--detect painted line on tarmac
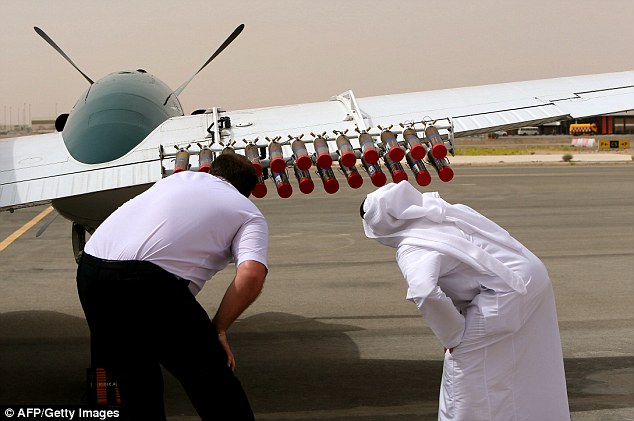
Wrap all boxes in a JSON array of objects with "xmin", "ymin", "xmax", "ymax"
[{"xmin": 0, "ymin": 206, "xmax": 54, "ymax": 253}]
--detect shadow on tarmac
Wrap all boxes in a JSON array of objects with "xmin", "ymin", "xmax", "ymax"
[
  {"xmin": 230, "ymin": 312, "xmax": 441, "ymax": 416},
  {"xmin": 1, "ymin": 311, "xmax": 632, "ymax": 419}
]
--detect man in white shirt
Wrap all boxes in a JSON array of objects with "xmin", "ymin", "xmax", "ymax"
[
  {"xmin": 77, "ymin": 153, "xmax": 268, "ymax": 420},
  {"xmin": 361, "ymin": 182, "xmax": 570, "ymax": 421}
]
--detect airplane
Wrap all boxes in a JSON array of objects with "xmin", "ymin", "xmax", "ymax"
[{"xmin": 1, "ymin": 24, "xmax": 633, "ymax": 260}]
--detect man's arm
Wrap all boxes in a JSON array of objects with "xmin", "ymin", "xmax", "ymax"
[
  {"xmin": 213, "ymin": 259, "xmax": 267, "ymax": 332},
  {"xmin": 397, "ymin": 246, "xmax": 465, "ymax": 351},
  {"xmin": 419, "ymin": 287, "xmax": 465, "ymax": 351},
  {"xmin": 212, "ymin": 260, "xmax": 267, "ymax": 369}
]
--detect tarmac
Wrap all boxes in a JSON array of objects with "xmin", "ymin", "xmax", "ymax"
[
  {"xmin": 449, "ymin": 152, "xmax": 632, "ymax": 164},
  {"xmin": 0, "ymin": 156, "xmax": 633, "ymax": 421}
]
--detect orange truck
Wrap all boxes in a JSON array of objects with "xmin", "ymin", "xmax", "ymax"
[{"xmin": 569, "ymin": 123, "xmax": 598, "ymax": 135}]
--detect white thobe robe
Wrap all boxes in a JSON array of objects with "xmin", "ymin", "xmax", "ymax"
[{"xmin": 362, "ymin": 182, "xmax": 570, "ymax": 421}]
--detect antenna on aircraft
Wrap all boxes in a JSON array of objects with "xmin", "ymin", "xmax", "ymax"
[
  {"xmin": 33, "ymin": 27, "xmax": 94, "ymax": 84},
  {"xmin": 174, "ymin": 24, "xmax": 245, "ymax": 96}
]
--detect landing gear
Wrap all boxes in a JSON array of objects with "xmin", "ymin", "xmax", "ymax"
[{"xmin": 72, "ymin": 222, "xmax": 86, "ymax": 263}]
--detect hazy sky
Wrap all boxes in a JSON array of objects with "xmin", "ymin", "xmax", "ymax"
[{"xmin": 2, "ymin": 0, "xmax": 634, "ymax": 121}]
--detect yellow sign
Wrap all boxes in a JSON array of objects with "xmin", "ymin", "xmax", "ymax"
[{"xmin": 599, "ymin": 140, "xmax": 630, "ymax": 149}]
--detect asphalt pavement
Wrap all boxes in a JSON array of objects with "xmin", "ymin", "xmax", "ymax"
[{"xmin": 1, "ymin": 162, "xmax": 633, "ymax": 421}]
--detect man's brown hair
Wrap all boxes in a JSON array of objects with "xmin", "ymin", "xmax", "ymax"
[{"xmin": 210, "ymin": 153, "xmax": 258, "ymax": 197}]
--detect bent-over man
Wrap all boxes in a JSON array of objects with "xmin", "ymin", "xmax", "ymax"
[
  {"xmin": 360, "ymin": 181, "xmax": 569, "ymax": 421},
  {"xmin": 77, "ymin": 153, "xmax": 268, "ymax": 420}
]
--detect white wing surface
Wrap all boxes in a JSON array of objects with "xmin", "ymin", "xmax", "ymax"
[
  {"xmin": 1, "ymin": 70, "xmax": 632, "ymax": 210},
  {"xmin": 221, "ymin": 71, "xmax": 634, "ymax": 140}
]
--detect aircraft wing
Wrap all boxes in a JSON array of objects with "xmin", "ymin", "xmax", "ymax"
[
  {"xmin": 0, "ymin": 131, "xmax": 164, "ymax": 211},
  {"xmin": 1, "ymin": 70, "xmax": 633, "ymax": 210},
  {"xmin": 219, "ymin": 71, "xmax": 634, "ymax": 140}
]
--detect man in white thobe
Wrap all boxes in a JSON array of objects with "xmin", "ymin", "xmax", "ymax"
[{"xmin": 361, "ymin": 181, "xmax": 570, "ymax": 421}]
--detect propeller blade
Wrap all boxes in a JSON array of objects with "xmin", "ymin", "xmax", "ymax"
[
  {"xmin": 174, "ymin": 24, "xmax": 245, "ymax": 96},
  {"xmin": 34, "ymin": 26, "xmax": 94, "ymax": 84},
  {"xmin": 35, "ymin": 210, "xmax": 60, "ymax": 238}
]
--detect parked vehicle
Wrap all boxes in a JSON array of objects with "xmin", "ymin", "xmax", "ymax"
[
  {"xmin": 569, "ymin": 123, "xmax": 597, "ymax": 135},
  {"xmin": 517, "ymin": 126, "xmax": 540, "ymax": 136}
]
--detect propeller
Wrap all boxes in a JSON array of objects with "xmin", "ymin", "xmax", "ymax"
[
  {"xmin": 173, "ymin": 24, "xmax": 245, "ymax": 96},
  {"xmin": 34, "ymin": 26, "xmax": 94, "ymax": 84}
]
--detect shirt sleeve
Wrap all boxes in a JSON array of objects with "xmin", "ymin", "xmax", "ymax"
[
  {"xmin": 231, "ymin": 213, "xmax": 269, "ymax": 270},
  {"xmin": 396, "ymin": 245, "xmax": 465, "ymax": 349}
]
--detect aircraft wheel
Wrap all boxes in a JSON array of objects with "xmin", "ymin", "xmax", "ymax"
[{"xmin": 72, "ymin": 222, "xmax": 86, "ymax": 263}]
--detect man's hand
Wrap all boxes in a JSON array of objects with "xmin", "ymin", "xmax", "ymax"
[{"xmin": 217, "ymin": 331, "xmax": 236, "ymax": 370}]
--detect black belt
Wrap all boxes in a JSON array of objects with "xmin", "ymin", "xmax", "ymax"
[{"xmin": 80, "ymin": 252, "xmax": 166, "ymax": 273}]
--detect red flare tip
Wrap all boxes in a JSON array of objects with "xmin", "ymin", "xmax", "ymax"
[
  {"xmin": 370, "ymin": 171, "xmax": 387, "ymax": 187},
  {"xmin": 316, "ymin": 154, "xmax": 333, "ymax": 168},
  {"xmin": 415, "ymin": 171, "xmax": 432, "ymax": 186},
  {"xmin": 295, "ymin": 155, "xmax": 312, "ymax": 171},
  {"xmin": 251, "ymin": 183, "xmax": 267, "ymax": 198},
  {"xmin": 431, "ymin": 143, "xmax": 448, "ymax": 159},
  {"xmin": 173, "ymin": 167, "xmax": 186, "ymax": 174},
  {"xmin": 388, "ymin": 145, "xmax": 405, "ymax": 162},
  {"xmin": 438, "ymin": 166, "xmax": 454, "ymax": 182},
  {"xmin": 323, "ymin": 178, "xmax": 339, "ymax": 194},
  {"xmin": 340, "ymin": 151, "xmax": 357, "ymax": 168},
  {"xmin": 251, "ymin": 162, "xmax": 263, "ymax": 176},
  {"xmin": 298, "ymin": 178, "xmax": 314, "ymax": 194},
  {"xmin": 347, "ymin": 172, "xmax": 363, "ymax": 189},
  {"xmin": 363, "ymin": 148, "xmax": 379, "ymax": 165},
  {"xmin": 198, "ymin": 164, "xmax": 211, "ymax": 173},
  {"xmin": 276, "ymin": 182, "xmax": 293, "ymax": 198},
  {"xmin": 409, "ymin": 144, "xmax": 426, "ymax": 161},
  {"xmin": 392, "ymin": 170, "xmax": 408, "ymax": 183},
  {"xmin": 269, "ymin": 157, "xmax": 286, "ymax": 174}
]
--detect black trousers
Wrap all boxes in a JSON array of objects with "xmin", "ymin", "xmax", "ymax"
[{"xmin": 76, "ymin": 253, "xmax": 255, "ymax": 421}]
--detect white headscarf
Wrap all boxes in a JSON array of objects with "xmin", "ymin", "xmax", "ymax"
[{"xmin": 362, "ymin": 182, "xmax": 527, "ymax": 294}]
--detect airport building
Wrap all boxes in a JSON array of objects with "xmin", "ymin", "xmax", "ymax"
[
  {"xmin": 31, "ymin": 118, "xmax": 56, "ymax": 133},
  {"xmin": 600, "ymin": 111, "xmax": 634, "ymax": 134},
  {"xmin": 495, "ymin": 111, "xmax": 634, "ymax": 136},
  {"xmin": 554, "ymin": 111, "xmax": 634, "ymax": 135}
]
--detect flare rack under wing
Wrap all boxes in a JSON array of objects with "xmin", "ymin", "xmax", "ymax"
[{"xmin": 156, "ymin": 71, "xmax": 634, "ymax": 196}]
